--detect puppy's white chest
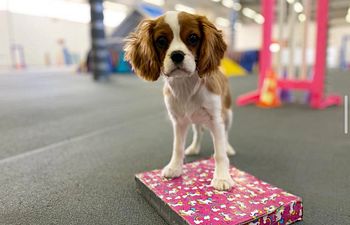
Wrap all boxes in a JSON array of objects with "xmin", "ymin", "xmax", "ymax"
[
  {"xmin": 164, "ymin": 78, "xmax": 222, "ymax": 125},
  {"xmin": 171, "ymin": 102, "xmax": 211, "ymax": 124},
  {"xmin": 166, "ymin": 88, "xmax": 216, "ymax": 124}
]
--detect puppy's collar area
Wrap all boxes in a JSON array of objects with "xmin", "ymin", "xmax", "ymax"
[{"xmin": 164, "ymin": 72, "xmax": 202, "ymax": 100}]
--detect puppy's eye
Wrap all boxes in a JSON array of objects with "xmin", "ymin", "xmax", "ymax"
[
  {"xmin": 156, "ymin": 36, "xmax": 168, "ymax": 48},
  {"xmin": 188, "ymin": 34, "xmax": 199, "ymax": 45}
]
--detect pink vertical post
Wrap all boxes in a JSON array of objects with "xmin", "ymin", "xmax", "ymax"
[
  {"xmin": 258, "ymin": 0, "xmax": 274, "ymax": 90},
  {"xmin": 310, "ymin": 0, "xmax": 328, "ymax": 108},
  {"xmin": 309, "ymin": 0, "xmax": 341, "ymax": 109},
  {"xmin": 236, "ymin": 0, "xmax": 274, "ymax": 106}
]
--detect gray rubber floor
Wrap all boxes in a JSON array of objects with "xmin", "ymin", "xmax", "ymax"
[{"xmin": 0, "ymin": 70, "xmax": 349, "ymax": 225}]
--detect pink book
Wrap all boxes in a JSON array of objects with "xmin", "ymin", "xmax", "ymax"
[{"xmin": 135, "ymin": 159, "xmax": 303, "ymax": 225}]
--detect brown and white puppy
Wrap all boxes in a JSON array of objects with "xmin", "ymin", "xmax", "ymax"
[{"xmin": 124, "ymin": 11, "xmax": 236, "ymax": 190}]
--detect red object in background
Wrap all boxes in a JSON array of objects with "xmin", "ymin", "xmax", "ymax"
[{"xmin": 257, "ymin": 70, "xmax": 281, "ymax": 108}]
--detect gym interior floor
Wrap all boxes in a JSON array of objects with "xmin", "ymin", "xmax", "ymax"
[{"xmin": 0, "ymin": 69, "xmax": 349, "ymax": 225}]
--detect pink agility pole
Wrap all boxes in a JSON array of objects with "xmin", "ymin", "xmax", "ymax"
[
  {"xmin": 236, "ymin": 0, "xmax": 274, "ymax": 106},
  {"xmin": 236, "ymin": 0, "xmax": 341, "ymax": 109},
  {"xmin": 310, "ymin": 0, "xmax": 341, "ymax": 108}
]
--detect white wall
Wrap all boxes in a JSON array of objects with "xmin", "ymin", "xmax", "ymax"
[
  {"xmin": 0, "ymin": 12, "xmax": 119, "ymax": 69},
  {"xmin": 329, "ymin": 25, "xmax": 350, "ymax": 66},
  {"xmin": 0, "ymin": 12, "xmax": 92, "ymax": 68},
  {"xmin": 0, "ymin": 12, "xmax": 11, "ymax": 67},
  {"xmin": 234, "ymin": 24, "xmax": 262, "ymax": 51}
]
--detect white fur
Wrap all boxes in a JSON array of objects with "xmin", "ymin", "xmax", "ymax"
[
  {"xmin": 159, "ymin": 12, "xmax": 235, "ymax": 191},
  {"xmin": 162, "ymin": 11, "xmax": 196, "ymax": 77}
]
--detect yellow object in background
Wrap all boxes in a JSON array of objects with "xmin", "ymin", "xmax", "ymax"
[
  {"xmin": 220, "ymin": 58, "xmax": 246, "ymax": 77},
  {"xmin": 257, "ymin": 70, "xmax": 281, "ymax": 108}
]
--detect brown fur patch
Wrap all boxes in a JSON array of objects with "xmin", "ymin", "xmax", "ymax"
[
  {"xmin": 177, "ymin": 13, "xmax": 230, "ymax": 109},
  {"xmin": 124, "ymin": 16, "xmax": 173, "ymax": 81},
  {"xmin": 204, "ymin": 70, "xmax": 232, "ymax": 109},
  {"xmin": 196, "ymin": 16, "xmax": 227, "ymax": 77},
  {"xmin": 178, "ymin": 12, "xmax": 227, "ymax": 77},
  {"xmin": 153, "ymin": 16, "xmax": 173, "ymax": 66},
  {"xmin": 178, "ymin": 12, "xmax": 202, "ymax": 58}
]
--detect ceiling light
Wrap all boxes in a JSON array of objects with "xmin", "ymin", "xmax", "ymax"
[
  {"xmin": 215, "ymin": 17, "xmax": 230, "ymax": 27},
  {"xmin": 8, "ymin": 0, "xmax": 91, "ymax": 23},
  {"xmin": 4, "ymin": 0, "xmax": 127, "ymax": 27},
  {"xmin": 269, "ymin": 43, "xmax": 281, "ymax": 53},
  {"xmin": 211, "ymin": 0, "xmax": 221, "ymax": 2},
  {"xmin": 233, "ymin": 2, "xmax": 242, "ymax": 11},
  {"xmin": 143, "ymin": 0, "xmax": 165, "ymax": 6},
  {"xmin": 242, "ymin": 7, "xmax": 256, "ymax": 19},
  {"xmin": 346, "ymin": 14, "xmax": 350, "ymax": 23},
  {"xmin": 222, "ymin": 0, "xmax": 234, "ymax": 8},
  {"xmin": 174, "ymin": 4, "xmax": 195, "ymax": 14},
  {"xmin": 294, "ymin": 2, "xmax": 304, "ymax": 13},
  {"xmin": 286, "ymin": 0, "xmax": 295, "ymax": 4},
  {"xmin": 104, "ymin": 10, "xmax": 127, "ymax": 27},
  {"xmin": 254, "ymin": 14, "xmax": 264, "ymax": 24},
  {"xmin": 0, "ymin": 0, "xmax": 6, "ymax": 11},
  {"xmin": 298, "ymin": 13, "xmax": 306, "ymax": 22}
]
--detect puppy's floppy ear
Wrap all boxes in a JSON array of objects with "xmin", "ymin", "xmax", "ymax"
[
  {"xmin": 197, "ymin": 16, "xmax": 227, "ymax": 77},
  {"xmin": 124, "ymin": 19, "xmax": 160, "ymax": 81}
]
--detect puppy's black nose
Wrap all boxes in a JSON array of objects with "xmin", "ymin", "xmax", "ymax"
[{"xmin": 170, "ymin": 51, "xmax": 185, "ymax": 64}]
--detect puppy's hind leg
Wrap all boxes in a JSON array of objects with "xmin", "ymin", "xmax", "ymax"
[
  {"xmin": 225, "ymin": 109, "xmax": 236, "ymax": 156},
  {"xmin": 185, "ymin": 124, "xmax": 203, "ymax": 156}
]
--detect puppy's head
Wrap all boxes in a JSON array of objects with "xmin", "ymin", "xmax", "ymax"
[{"xmin": 124, "ymin": 11, "xmax": 226, "ymax": 81}]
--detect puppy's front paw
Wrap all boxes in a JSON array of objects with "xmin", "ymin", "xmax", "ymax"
[
  {"xmin": 161, "ymin": 164, "xmax": 183, "ymax": 178},
  {"xmin": 211, "ymin": 176, "xmax": 235, "ymax": 191}
]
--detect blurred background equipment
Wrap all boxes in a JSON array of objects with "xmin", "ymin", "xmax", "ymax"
[
  {"xmin": 236, "ymin": 0, "xmax": 342, "ymax": 109},
  {"xmin": 89, "ymin": 0, "xmax": 110, "ymax": 80}
]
